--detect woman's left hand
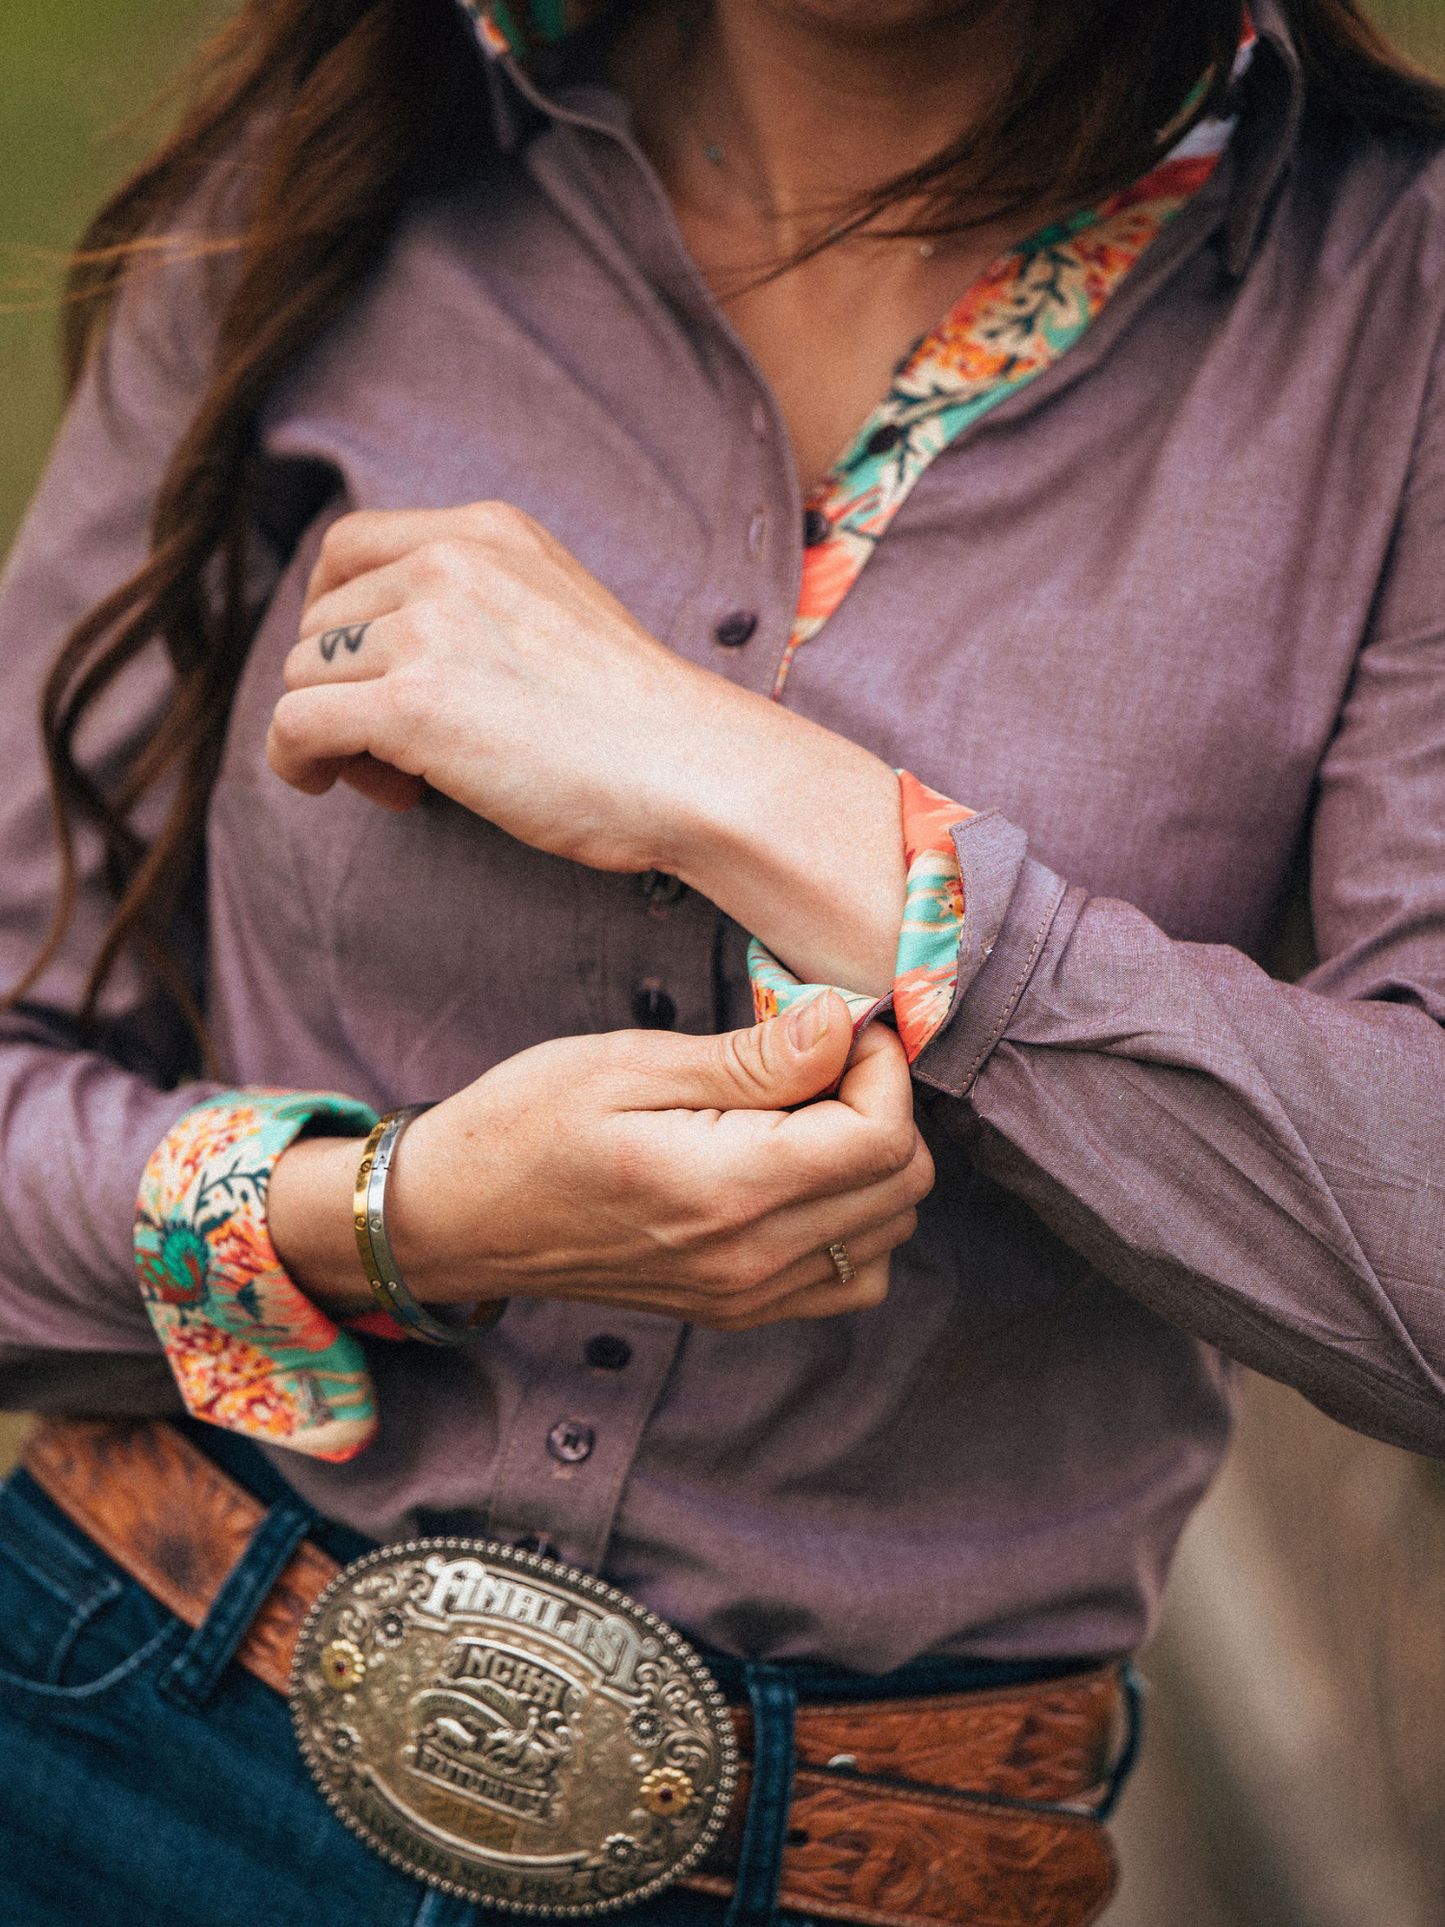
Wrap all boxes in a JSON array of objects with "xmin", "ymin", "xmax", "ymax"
[{"xmin": 268, "ymin": 501, "xmax": 907, "ymax": 996}]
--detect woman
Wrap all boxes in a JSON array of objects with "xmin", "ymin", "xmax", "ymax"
[{"xmin": 1, "ymin": 0, "xmax": 1443, "ymax": 1920}]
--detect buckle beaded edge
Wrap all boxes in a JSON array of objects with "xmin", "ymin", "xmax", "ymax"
[{"xmin": 290, "ymin": 1535, "xmax": 739, "ymax": 1914}]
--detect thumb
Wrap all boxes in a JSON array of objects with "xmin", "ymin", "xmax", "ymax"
[{"xmin": 627, "ymin": 991, "xmax": 855, "ymax": 1113}]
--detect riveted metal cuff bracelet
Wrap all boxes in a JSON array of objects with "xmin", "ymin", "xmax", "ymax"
[{"xmin": 353, "ymin": 1105, "xmax": 506, "ymax": 1344}]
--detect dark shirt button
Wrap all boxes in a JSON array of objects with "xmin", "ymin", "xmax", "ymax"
[
  {"xmin": 803, "ymin": 508, "xmax": 832, "ymax": 547},
  {"xmin": 866, "ymin": 423, "xmax": 903, "ymax": 456},
  {"xmin": 585, "ymin": 1334, "xmax": 632, "ymax": 1371},
  {"xmin": 714, "ymin": 610, "xmax": 758, "ymax": 648},
  {"xmin": 547, "ymin": 1420, "xmax": 595, "ymax": 1464},
  {"xmin": 638, "ymin": 870, "xmax": 685, "ymax": 906},
  {"xmin": 632, "ymin": 979, "xmax": 677, "ymax": 1028},
  {"xmin": 513, "ymin": 1532, "xmax": 557, "ymax": 1559}
]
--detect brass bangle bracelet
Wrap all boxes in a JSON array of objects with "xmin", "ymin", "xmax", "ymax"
[{"xmin": 352, "ymin": 1106, "xmax": 507, "ymax": 1345}]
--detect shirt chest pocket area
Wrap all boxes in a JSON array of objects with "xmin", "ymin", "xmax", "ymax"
[{"xmin": 0, "ymin": 1472, "xmax": 176, "ymax": 1694}]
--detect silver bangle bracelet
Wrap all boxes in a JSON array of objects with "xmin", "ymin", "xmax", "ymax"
[{"xmin": 353, "ymin": 1105, "xmax": 506, "ymax": 1345}]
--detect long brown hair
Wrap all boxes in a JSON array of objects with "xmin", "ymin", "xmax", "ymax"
[{"xmin": 20, "ymin": 0, "xmax": 1445, "ymax": 1061}]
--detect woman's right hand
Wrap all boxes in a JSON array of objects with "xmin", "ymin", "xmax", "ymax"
[{"xmin": 268, "ymin": 993, "xmax": 934, "ymax": 1331}]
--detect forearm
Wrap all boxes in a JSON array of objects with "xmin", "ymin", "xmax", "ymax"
[{"xmin": 654, "ymin": 682, "xmax": 907, "ymax": 997}]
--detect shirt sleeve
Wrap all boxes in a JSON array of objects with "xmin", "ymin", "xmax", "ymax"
[
  {"xmin": 0, "ymin": 238, "xmax": 224, "ymax": 1390},
  {"xmin": 752, "ymin": 330, "xmax": 1445, "ymax": 1461},
  {"xmin": 135, "ymin": 1089, "xmax": 383, "ymax": 1460},
  {"xmin": 910, "ymin": 339, "xmax": 1445, "ymax": 1461},
  {"xmin": 747, "ymin": 770, "xmax": 976, "ymax": 1054},
  {"xmin": 0, "ymin": 195, "xmax": 347, "ymax": 1423}
]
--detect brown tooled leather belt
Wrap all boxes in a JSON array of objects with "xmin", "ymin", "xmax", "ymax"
[{"xmin": 19, "ymin": 1417, "xmax": 1123, "ymax": 1927}]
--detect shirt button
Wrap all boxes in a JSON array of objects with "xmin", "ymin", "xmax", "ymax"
[
  {"xmin": 632, "ymin": 979, "xmax": 677, "ymax": 1028},
  {"xmin": 638, "ymin": 870, "xmax": 685, "ymax": 907},
  {"xmin": 866, "ymin": 423, "xmax": 903, "ymax": 456},
  {"xmin": 803, "ymin": 508, "xmax": 831, "ymax": 547},
  {"xmin": 748, "ymin": 510, "xmax": 766, "ymax": 556},
  {"xmin": 751, "ymin": 401, "xmax": 768, "ymax": 438},
  {"xmin": 547, "ymin": 1420, "xmax": 595, "ymax": 1464},
  {"xmin": 714, "ymin": 610, "xmax": 758, "ymax": 648},
  {"xmin": 585, "ymin": 1334, "xmax": 632, "ymax": 1371}
]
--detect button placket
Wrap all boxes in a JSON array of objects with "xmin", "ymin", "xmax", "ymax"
[
  {"xmin": 483, "ymin": 1300, "xmax": 688, "ymax": 1573},
  {"xmin": 548, "ymin": 1419, "xmax": 596, "ymax": 1463},
  {"xmin": 631, "ymin": 978, "xmax": 677, "ymax": 1028},
  {"xmin": 587, "ymin": 861, "xmax": 717, "ymax": 1037}
]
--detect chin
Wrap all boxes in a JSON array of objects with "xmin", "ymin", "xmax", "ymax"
[{"xmin": 755, "ymin": 0, "xmax": 1011, "ymax": 46}]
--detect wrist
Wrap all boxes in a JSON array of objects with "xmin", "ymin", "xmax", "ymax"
[
  {"xmin": 382, "ymin": 1099, "xmax": 514, "ymax": 1305},
  {"xmin": 269, "ymin": 1134, "xmax": 374, "ymax": 1315},
  {"xmin": 661, "ymin": 703, "xmax": 905, "ymax": 997}
]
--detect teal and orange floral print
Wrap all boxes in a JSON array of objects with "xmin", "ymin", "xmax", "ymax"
[
  {"xmin": 748, "ymin": 771, "xmax": 974, "ymax": 1063},
  {"xmin": 135, "ymin": 1090, "xmax": 384, "ymax": 1462},
  {"xmin": 775, "ymin": 149, "xmax": 1227, "ymax": 697}
]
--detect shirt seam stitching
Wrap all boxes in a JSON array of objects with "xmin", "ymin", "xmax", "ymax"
[{"xmin": 959, "ymin": 881, "xmax": 1067, "ymax": 1094}]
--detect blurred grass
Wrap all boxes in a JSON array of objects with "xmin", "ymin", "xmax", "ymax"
[
  {"xmin": 3, "ymin": 2, "xmax": 1445, "ymax": 559},
  {"xmin": 0, "ymin": 0, "xmax": 221, "ymax": 553}
]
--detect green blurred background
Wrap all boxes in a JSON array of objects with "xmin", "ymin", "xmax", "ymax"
[{"xmin": 4, "ymin": 0, "xmax": 1445, "ymax": 556}]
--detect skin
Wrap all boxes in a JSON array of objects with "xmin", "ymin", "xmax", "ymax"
[
  {"xmin": 267, "ymin": 0, "xmax": 1042, "ymax": 1327},
  {"xmin": 613, "ymin": 0, "xmax": 1039, "ymax": 487}
]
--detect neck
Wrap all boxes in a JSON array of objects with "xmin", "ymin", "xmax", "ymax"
[{"xmin": 616, "ymin": 0, "xmax": 1025, "ymax": 258}]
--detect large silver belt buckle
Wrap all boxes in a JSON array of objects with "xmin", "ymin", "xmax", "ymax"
[{"xmin": 291, "ymin": 1538, "xmax": 738, "ymax": 1914}]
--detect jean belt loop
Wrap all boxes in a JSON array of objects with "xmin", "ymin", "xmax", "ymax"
[
  {"xmin": 1091, "ymin": 1659, "xmax": 1147, "ymax": 1823},
  {"xmin": 157, "ymin": 1501, "xmax": 313, "ymax": 1712},
  {"xmin": 411, "ymin": 1888, "xmax": 479, "ymax": 1927},
  {"xmin": 724, "ymin": 1662, "xmax": 799, "ymax": 1927}
]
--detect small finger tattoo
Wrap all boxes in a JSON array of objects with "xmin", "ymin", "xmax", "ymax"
[{"xmin": 319, "ymin": 622, "xmax": 371, "ymax": 662}]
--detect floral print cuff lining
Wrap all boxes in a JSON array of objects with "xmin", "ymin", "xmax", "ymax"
[
  {"xmin": 135, "ymin": 1089, "xmax": 387, "ymax": 1463},
  {"xmin": 748, "ymin": 771, "xmax": 974, "ymax": 1064}
]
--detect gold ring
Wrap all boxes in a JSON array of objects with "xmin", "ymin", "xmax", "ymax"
[{"xmin": 827, "ymin": 1241, "xmax": 856, "ymax": 1284}]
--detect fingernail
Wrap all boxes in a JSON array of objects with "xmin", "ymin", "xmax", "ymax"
[{"xmin": 786, "ymin": 994, "xmax": 830, "ymax": 1051}]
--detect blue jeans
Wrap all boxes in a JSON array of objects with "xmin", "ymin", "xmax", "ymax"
[{"xmin": 0, "ymin": 1429, "xmax": 1113, "ymax": 1927}]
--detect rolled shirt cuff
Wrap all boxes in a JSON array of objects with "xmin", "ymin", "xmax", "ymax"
[
  {"xmin": 134, "ymin": 1088, "xmax": 382, "ymax": 1462},
  {"xmin": 746, "ymin": 777, "xmax": 1066, "ymax": 1090}
]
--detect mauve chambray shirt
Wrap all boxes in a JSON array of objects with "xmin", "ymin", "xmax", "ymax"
[{"xmin": 1, "ymin": 0, "xmax": 1444, "ymax": 1672}]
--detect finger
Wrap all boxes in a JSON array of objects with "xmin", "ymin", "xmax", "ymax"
[
  {"xmin": 645, "ymin": 1172, "xmax": 922, "ymax": 1325},
  {"xmin": 305, "ymin": 508, "xmax": 471, "ymax": 610},
  {"xmin": 530, "ymin": 1213, "xmax": 911, "ymax": 1328},
  {"xmin": 337, "ymin": 753, "xmax": 425, "ymax": 813},
  {"xmin": 287, "ymin": 605, "xmax": 410, "ymax": 694},
  {"xmin": 295, "ymin": 556, "xmax": 420, "ymax": 673},
  {"xmin": 766, "ymin": 1021, "xmax": 919, "ymax": 1191},
  {"xmin": 698, "ymin": 1246, "xmax": 898, "ymax": 1331},
  {"xmin": 606, "ymin": 992, "xmax": 856, "ymax": 1116},
  {"xmin": 835, "ymin": 1019, "xmax": 917, "ymax": 1130},
  {"xmin": 267, "ymin": 682, "xmax": 408, "ymax": 795},
  {"xmin": 743, "ymin": 1133, "xmax": 933, "ymax": 1266},
  {"xmin": 304, "ymin": 501, "xmax": 548, "ymax": 612}
]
